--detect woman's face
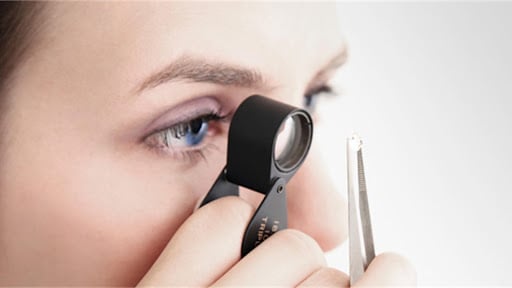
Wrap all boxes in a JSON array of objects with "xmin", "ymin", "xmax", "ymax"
[{"xmin": 0, "ymin": 2, "xmax": 346, "ymax": 285}]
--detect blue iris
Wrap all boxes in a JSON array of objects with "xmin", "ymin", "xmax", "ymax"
[{"xmin": 185, "ymin": 118, "xmax": 209, "ymax": 146}]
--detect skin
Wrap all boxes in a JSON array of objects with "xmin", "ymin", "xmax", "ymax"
[{"xmin": 0, "ymin": 2, "xmax": 415, "ymax": 286}]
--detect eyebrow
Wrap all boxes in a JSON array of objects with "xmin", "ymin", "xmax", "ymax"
[
  {"xmin": 136, "ymin": 56, "xmax": 266, "ymax": 93},
  {"xmin": 136, "ymin": 48, "xmax": 347, "ymax": 94},
  {"xmin": 309, "ymin": 48, "xmax": 347, "ymax": 88}
]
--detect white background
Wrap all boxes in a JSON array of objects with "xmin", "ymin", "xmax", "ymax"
[{"xmin": 322, "ymin": 2, "xmax": 512, "ymax": 286}]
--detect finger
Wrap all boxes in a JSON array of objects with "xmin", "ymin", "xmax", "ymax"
[
  {"xmin": 287, "ymin": 146, "xmax": 348, "ymax": 251},
  {"xmin": 298, "ymin": 267, "xmax": 349, "ymax": 287},
  {"xmin": 212, "ymin": 229, "xmax": 326, "ymax": 286},
  {"xmin": 354, "ymin": 252, "xmax": 416, "ymax": 287},
  {"xmin": 137, "ymin": 196, "xmax": 254, "ymax": 287}
]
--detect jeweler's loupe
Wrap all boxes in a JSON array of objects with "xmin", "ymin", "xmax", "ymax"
[{"xmin": 200, "ymin": 95, "xmax": 313, "ymax": 256}]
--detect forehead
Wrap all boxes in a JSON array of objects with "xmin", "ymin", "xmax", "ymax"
[{"xmin": 42, "ymin": 3, "xmax": 344, "ymax": 94}]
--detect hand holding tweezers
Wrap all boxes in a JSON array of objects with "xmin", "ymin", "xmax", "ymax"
[{"xmin": 347, "ymin": 134, "xmax": 376, "ymax": 285}]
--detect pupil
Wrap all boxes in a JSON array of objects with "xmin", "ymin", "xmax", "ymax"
[
  {"xmin": 189, "ymin": 118, "xmax": 204, "ymax": 134},
  {"xmin": 185, "ymin": 118, "xmax": 208, "ymax": 146}
]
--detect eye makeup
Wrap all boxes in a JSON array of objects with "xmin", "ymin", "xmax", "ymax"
[
  {"xmin": 142, "ymin": 96, "xmax": 226, "ymax": 136},
  {"xmin": 145, "ymin": 111, "xmax": 227, "ymax": 158},
  {"xmin": 142, "ymin": 96, "xmax": 232, "ymax": 162}
]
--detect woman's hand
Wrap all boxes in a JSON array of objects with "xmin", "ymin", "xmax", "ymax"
[{"xmin": 137, "ymin": 196, "xmax": 416, "ymax": 287}]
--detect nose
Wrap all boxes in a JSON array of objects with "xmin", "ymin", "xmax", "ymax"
[
  {"xmin": 286, "ymin": 146, "xmax": 347, "ymax": 251},
  {"xmin": 240, "ymin": 145, "xmax": 347, "ymax": 252}
]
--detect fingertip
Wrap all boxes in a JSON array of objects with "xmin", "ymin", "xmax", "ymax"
[
  {"xmin": 272, "ymin": 229, "xmax": 327, "ymax": 267},
  {"xmin": 195, "ymin": 196, "xmax": 254, "ymax": 227},
  {"xmin": 355, "ymin": 252, "xmax": 416, "ymax": 287},
  {"xmin": 375, "ymin": 252, "xmax": 416, "ymax": 285}
]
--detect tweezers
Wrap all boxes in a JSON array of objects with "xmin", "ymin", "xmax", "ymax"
[{"xmin": 347, "ymin": 134, "xmax": 376, "ymax": 285}]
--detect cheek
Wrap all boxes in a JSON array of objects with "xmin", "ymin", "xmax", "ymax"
[
  {"xmin": 62, "ymin": 157, "xmax": 199, "ymax": 284},
  {"xmin": 0, "ymin": 137, "xmax": 209, "ymax": 285}
]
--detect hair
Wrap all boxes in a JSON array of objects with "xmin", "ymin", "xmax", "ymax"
[
  {"xmin": 0, "ymin": 2, "xmax": 44, "ymax": 97},
  {"xmin": 0, "ymin": 2, "xmax": 44, "ymax": 138}
]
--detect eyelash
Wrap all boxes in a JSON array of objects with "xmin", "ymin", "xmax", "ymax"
[
  {"xmin": 304, "ymin": 84, "xmax": 334, "ymax": 113},
  {"xmin": 144, "ymin": 111, "xmax": 227, "ymax": 161},
  {"xmin": 145, "ymin": 84, "xmax": 336, "ymax": 163}
]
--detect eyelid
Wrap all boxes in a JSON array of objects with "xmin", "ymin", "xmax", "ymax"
[{"xmin": 141, "ymin": 96, "xmax": 223, "ymax": 140}]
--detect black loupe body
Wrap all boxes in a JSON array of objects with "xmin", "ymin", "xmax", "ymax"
[{"xmin": 200, "ymin": 95, "xmax": 313, "ymax": 256}]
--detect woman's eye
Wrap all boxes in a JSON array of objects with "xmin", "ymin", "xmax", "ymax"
[
  {"xmin": 145, "ymin": 113, "xmax": 224, "ymax": 157},
  {"xmin": 162, "ymin": 117, "xmax": 210, "ymax": 148}
]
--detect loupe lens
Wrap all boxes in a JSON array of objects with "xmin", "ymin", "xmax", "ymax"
[{"xmin": 274, "ymin": 112, "xmax": 312, "ymax": 172}]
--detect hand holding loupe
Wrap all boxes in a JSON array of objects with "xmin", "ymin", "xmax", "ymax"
[{"xmin": 199, "ymin": 95, "xmax": 313, "ymax": 257}]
